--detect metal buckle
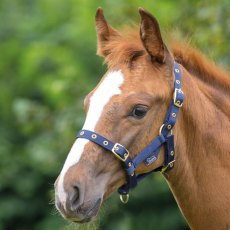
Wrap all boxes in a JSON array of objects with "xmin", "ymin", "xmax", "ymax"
[
  {"xmin": 173, "ymin": 88, "xmax": 183, "ymax": 108},
  {"xmin": 112, "ymin": 143, "xmax": 129, "ymax": 162},
  {"xmin": 160, "ymin": 160, "xmax": 176, "ymax": 173}
]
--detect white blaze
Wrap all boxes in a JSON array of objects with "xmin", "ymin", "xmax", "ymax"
[{"xmin": 56, "ymin": 71, "xmax": 124, "ymax": 204}]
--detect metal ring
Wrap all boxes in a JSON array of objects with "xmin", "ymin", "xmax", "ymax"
[
  {"xmin": 103, "ymin": 141, "xmax": 108, "ymax": 146},
  {"xmin": 91, "ymin": 134, "xmax": 97, "ymax": 139},
  {"xmin": 175, "ymin": 69, "xmax": 180, "ymax": 73},
  {"xmin": 120, "ymin": 194, "xmax": 129, "ymax": 204},
  {"xmin": 159, "ymin": 124, "xmax": 165, "ymax": 135},
  {"xmin": 176, "ymin": 100, "xmax": 181, "ymax": 105}
]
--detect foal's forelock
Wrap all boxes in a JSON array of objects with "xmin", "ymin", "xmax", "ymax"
[{"xmin": 56, "ymin": 70, "xmax": 125, "ymax": 204}]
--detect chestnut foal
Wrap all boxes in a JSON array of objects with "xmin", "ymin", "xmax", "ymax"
[{"xmin": 55, "ymin": 8, "xmax": 230, "ymax": 229}]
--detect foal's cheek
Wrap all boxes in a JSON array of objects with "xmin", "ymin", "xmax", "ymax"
[{"xmin": 103, "ymin": 181, "xmax": 123, "ymax": 200}]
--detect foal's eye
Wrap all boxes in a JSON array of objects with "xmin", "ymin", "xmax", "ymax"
[{"xmin": 131, "ymin": 105, "xmax": 148, "ymax": 119}]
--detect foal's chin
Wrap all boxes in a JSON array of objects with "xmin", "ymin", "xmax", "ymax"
[{"xmin": 56, "ymin": 198, "xmax": 102, "ymax": 223}]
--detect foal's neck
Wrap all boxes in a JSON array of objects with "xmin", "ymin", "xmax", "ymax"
[{"xmin": 166, "ymin": 67, "xmax": 230, "ymax": 229}]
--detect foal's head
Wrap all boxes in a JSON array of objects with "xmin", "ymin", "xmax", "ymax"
[{"xmin": 55, "ymin": 8, "xmax": 176, "ymax": 222}]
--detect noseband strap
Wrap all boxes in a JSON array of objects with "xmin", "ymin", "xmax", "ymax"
[{"xmin": 76, "ymin": 62, "xmax": 184, "ymax": 198}]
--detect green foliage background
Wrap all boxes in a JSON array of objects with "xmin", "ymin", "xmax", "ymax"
[{"xmin": 0, "ymin": 0, "xmax": 229, "ymax": 229}]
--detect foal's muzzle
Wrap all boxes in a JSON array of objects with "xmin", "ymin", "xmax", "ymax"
[{"xmin": 55, "ymin": 182, "xmax": 102, "ymax": 222}]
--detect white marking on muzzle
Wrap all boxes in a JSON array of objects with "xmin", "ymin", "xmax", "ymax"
[{"xmin": 56, "ymin": 70, "xmax": 124, "ymax": 206}]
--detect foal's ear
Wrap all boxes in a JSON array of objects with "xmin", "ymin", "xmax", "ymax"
[
  {"xmin": 95, "ymin": 7, "xmax": 120, "ymax": 57},
  {"xmin": 139, "ymin": 8, "xmax": 165, "ymax": 63}
]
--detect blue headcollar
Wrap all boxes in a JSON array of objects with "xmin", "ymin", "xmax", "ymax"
[{"xmin": 77, "ymin": 62, "xmax": 184, "ymax": 203}]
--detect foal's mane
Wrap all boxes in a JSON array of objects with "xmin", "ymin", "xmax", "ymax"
[{"xmin": 103, "ymin": 27, "xmax": 230, "ymax": 90}]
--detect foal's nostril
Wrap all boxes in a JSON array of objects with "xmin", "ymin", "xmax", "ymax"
[
  {"xmin": 70, "ymin": 186, "xmax": 79, "ymax": 206},
  {"xmin": 66, "ymin": 185, "xmax": 81, "ymax": 212}
]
